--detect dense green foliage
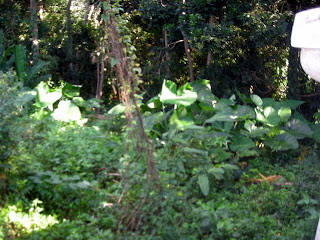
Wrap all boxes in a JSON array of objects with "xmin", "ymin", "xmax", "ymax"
[{"xmin": 1, "ymin": 0, "xmax": 320, "ymax": 239}]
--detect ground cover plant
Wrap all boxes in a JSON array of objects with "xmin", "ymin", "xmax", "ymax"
[{"xmin": 1, "ymin": 1, "xmax": 320, "ymax": 239}]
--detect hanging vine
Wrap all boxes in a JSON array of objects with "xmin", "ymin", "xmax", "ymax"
[{"xmin": 100, "ymin": 0, "xmax": 161, "ymax": 230}]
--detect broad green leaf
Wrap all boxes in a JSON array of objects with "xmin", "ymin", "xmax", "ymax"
[
  {"xmin": 241, "ymin": 121, "xmax": 269, "ymax": 137},
  {"xmin": 206, "ymin": 105, "xmax": 254, "ymax": 123},
  {"xmin": 210, "ymin": 121, "xmax": 234, "ymax": 133},
  {"xmin": 205, "ymin": 109, "xmax": 235, "ymax": 122},
  {"xmin": 51, "ymin": 100, "xmax": 81, "ymax": 122},
  {"xmin": 284, "ymin": 119, "xmax": 312, "ymax": 139},
  {"xmin": 261, "ymin": 98, "xmax": 275, "ymax": 108},
  {"xmin": 159, "ymin": 80, "xmax": 176, "ymax": 103},
  {"xmin": 198, "ymin": 102, "xmax": 214, "ymax": 111},
  {"xmin": 208, "ymin": 167, "xmax": 225, "ymax": 180},
  {"xmin": 263, "ymin": 106, "xmax": 281, "ymax": 127},
  {"xmin": 229, "ymin": 135, "xmax": 255, "ymax": 152},
  {"xmin": 35, "ymin": 82, "xmax": 62, "ymax": 108},
  {"xmin": 235, "ymin": 105, "xmax": 255, "ymax": 119},
  {"xmin": 62, "ymin": 82, "xmax": 81, "ymax": 98},
  {"xmin": 198, "ymin": 174, "xmax": 209, "ymax": 196},
  {"xmin": 160, "ymin": 80, "xmax": 197, "ymax": 106},
  {"xmin": 250, "ymin": 94, "xmax": 263, "ymax": 106},
  {"xmin": 72, "ymin": 97, "xmax": 86, "ymax": 107},
  {"xmin": 264, "ymin": 133, "xmax": 299, "ymax": 151},
  {"xmin": 189, "ymin": 79, "xmax": 215, "ymax": 105},
  {"xmin": 281, "ymin": 99, "xmax": 304, "ymax": 109},
  {"xmin": 169, "ymin": 109, "xmax": 194, "ymax": 129},
  {"xmin": 214, "ymin": 101, "xmax": 232, "ymax": 112},
  {"xmin": 108, "ymin": 103, "xmax": 126, "ymax": 115},
  {"xmin": 14, "ymin": 45, "xmax": 27, "ymax": 82},
  {"xmin": 278, "ymin": 108, "xmax": 291, "ymax": 122}
]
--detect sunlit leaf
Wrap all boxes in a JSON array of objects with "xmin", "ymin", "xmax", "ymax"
[
  {"xmin": 51, "ymin": 100, "xmax": 81, "ymax": 122},
  {"xmin": 250, "ymin": 94, "xmax": 263, "ymax": 106},
  {"xmin": 278, "ymin": 107, "xmax": 291, "ymax": 122},
  {"xmin": 35, "ymin": 82, "xmax": 62, "ymax": 108},
  {"xmin": 263, "ymin": 106, "xmax": 281, "ymax": 127},
  {"xmin": 159, "ymin": 80, "xmax": 197, "ymax": 106}
]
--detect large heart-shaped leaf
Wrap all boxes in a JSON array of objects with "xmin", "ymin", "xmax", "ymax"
[
  {"xmin": 62, "ymin": 82, "xmax": 81, "ymax": 98},
  {"xmin": 52, "ymin": 100, "xmax": 81, "ymax": 122},
  {"xmin": 263, "ymin": 106, "xmax": 281, "ymax": 127},
  {"xmin": 229, "ymin": 134, "xmax": 255, "ymax": 152},
  {"xmin": 190, "ymin": 79, "xmax": 215, "ymax": 105},
  {"xmin": 241, "ymin": 120, "xmax": 269, "ymax": 137},
  {"xmin": 159, "ymin": 80, "xmax": 197, "ymax": 106},
  {"xmin": 265, "ymin": 133, "xmax": 299, "ymax": 151},
  {"xmin": 35, "ymin": 81, "xmax": 62, "ymax": 108},
  {"xmin": 284, "ymin": 118, "xmax": 312, "ymax": 139}
]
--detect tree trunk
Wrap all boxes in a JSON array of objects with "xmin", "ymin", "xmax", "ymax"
[
  {"xmin": 84, "ymin": 0, "xmax": 90, "ymax": 24},
  {"xmin": 287, "ymin": 46, "xmax": 301, "ymax": 99},
  {"xmin": 183, "ymin": 36, "xmax": 195, "ymax": 81},
  {"xmin": 30, "ymin": 0, "xmax": 39, "ymax": 61},
  {"xmin": 163, "ymin": 28, "xmax": 170, "ymax": 79},
  {"xmin": 66, "ymin": 0, "xmax": 73, "ymax": 71},
  {"xmin": 206, "ymin": 16, "xmax": 215, "ymax": 67},
  {"xmin": 181, "ymin": 0, "xmax": 194, "ymax": 81}
]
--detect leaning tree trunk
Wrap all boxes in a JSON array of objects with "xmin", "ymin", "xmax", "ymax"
[{"xmin": 30, "ymin": 0, "xmax": 39, "ymax": 61}]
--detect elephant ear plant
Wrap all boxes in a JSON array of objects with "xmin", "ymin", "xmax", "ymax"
[
  {"xmin": 32, "ymin": 81, "xmax": 98, "ymax": 123},
  {"xmin": 108, "ymin": 79, "xmax": 320, "ymax": 196}
]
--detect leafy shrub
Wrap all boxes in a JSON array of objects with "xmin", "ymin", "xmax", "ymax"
[{"xmin": 8, "ymin": 119, "xmax": 123, "ymax": 215}]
